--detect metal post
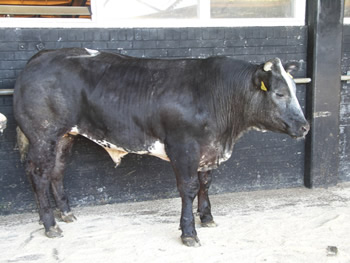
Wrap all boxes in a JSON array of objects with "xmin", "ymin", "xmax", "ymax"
[{"xmin": 305, "ymin": 0, "xmax": 344, "ymax": 187}]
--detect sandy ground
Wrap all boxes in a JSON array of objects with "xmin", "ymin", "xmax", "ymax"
[{"xmin": 1, "ymin": 183, "xmax": 350, "ymax": 263}]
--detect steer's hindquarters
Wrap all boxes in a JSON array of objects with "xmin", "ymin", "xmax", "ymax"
[
  {"xmin": 15, "ymin": 123, "xmax": 77, "ymax": 237},
  {"xmin": 13, "ymin": 53, "xmax": 78, "ymax": 238}
]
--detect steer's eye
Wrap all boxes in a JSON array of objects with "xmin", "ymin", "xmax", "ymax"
[{"xmin": 276, "ymin": 93, "xmax": 285, "ymax": 98}]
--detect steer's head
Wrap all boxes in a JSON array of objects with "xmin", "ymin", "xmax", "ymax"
[{"xmin": 252, "ymin": 58, "xmax": 309, "ymax": 138}]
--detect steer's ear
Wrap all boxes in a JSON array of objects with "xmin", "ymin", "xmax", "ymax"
[
  {"xmin": 284, "ymin": 61, "xmax": 300, "ymax": 76},
  {"xmin": 253, "ymin": 60, "xmax": 275, "ymax": 92}
]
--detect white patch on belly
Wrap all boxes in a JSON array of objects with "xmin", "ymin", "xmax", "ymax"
[
  {"xmin": 68, "ymin": 126, "xmax": 128, "ymax": 165},
  {"xmin": 68, "ymin": 126, "xmax": 169, "ymax": 164},
  {"xmin": 104, "ymin": 148, "xmax": 128, "ymax": 166},
  {"xmin": 148, "ymin": 140, "xmax": 170, "ymax": 161}
]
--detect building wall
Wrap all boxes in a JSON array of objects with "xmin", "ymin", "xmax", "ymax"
[
  {"xmin": 0, "ymin": 27, "xmax": 308, "ymax": 214},
  {"xmin": 340, "ymin": 25, "xmax": 350, "ymax": 182}
]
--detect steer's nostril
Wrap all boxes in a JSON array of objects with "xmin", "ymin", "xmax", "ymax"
[{"xmin": 301, "ymin": 124, "xmax": 310, "ymax": 135}]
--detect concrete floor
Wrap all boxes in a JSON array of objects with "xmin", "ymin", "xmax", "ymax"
[{"xmin": 1, "ymin": 183, "xmax": 350, "ymax": 263}]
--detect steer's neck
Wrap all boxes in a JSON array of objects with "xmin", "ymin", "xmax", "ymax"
[{"xmin": 208, "ymin": 59, "xmax": 258, "ymax": 142}]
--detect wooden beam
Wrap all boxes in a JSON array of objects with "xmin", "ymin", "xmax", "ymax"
[
  {"xmin": 0, "ymin": 1, "xmax": 71, "ymax": 5},
  {"xmin": 304, "ymin": 0, "xmax": 344, "ymax": 187},
  {"xmin": 0, "ymin": 5, "xmax": 90, "ymax": 15}
]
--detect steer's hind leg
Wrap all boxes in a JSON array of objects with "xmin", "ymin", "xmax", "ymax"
[
  {"xmin": 51, "ymin": 134, "xmax": 76, "ymax": 223},
  {"xmin": 166, "ymin": 139, "xmax": 201, "ymax": 247},
  {"xmin": 197, "ymin": 171, "xmax": 217, "ymax": 227},
  {"xmin": 26, "ymin": 141, "xmax": 62, "ymax": 238}
]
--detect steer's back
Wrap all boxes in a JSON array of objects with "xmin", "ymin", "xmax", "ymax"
[{"xmin": 13, "ymin": 48, "xmax": 216, "ymax": 152}]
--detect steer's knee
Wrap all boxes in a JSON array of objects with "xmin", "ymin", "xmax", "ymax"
[{"xmin": 178, "ymin": 178, "xmax": 200, "ymax": 198}]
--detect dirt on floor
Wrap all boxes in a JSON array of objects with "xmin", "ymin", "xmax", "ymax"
[{"xmin": 1, "ymin": 183, "xmax": 350, "ymax": 263}]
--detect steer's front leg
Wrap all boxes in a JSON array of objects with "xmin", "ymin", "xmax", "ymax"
[{"xmin": 166, "ymin": 139, "xmax": 201, "ymax": 247}]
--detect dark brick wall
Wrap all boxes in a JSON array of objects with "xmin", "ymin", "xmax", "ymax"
[
  {"xmin": 0, "ymin": 27, "xmax": 307, "ymax": 88},
  {"xmin": 340, "ymin": 25, "xmax": 350, "ymax": 182},
  {"xmin": 0, "ymin": 27, "xmax": 308, "ymax": 214}
]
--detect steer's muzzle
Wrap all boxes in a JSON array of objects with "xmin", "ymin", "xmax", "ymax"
[{"xmin": 289, "ymin": 120, "xmax": 310, "ymax": 138}]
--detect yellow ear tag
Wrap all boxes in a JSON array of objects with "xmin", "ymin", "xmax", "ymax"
[
  {"xmin": 260, "ymin": 81, "xmax": 267, "ymax": 92},
  {"xmin": 287, "ymin": 72, "xmax": 294, "ymax": 79}
]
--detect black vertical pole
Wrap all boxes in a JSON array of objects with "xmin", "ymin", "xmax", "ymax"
[{"xmin": 305, "ymin": 0, "xmax": 344, "ymax": 187}]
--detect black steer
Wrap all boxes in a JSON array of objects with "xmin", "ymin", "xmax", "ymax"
[{"xmin": 13, "ymin": 48, "xmax": 309, "ymax": 247}]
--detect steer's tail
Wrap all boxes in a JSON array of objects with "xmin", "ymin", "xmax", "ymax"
[{"xmin": 16, "ymin": 126, "xmax": 29, "ymax": 162}]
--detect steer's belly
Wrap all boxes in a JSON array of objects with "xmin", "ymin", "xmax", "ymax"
[
  {"xmin": 68, "ymin": 126, "xmax": 169, "ymax": 166},
  {"xmin": 68, "ymin": 126, "xmax": 231, "ymax": 171}
]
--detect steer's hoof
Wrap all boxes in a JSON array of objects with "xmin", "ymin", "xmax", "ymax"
[
  {"xmin": 45, "ymin": 225, "xmax": 63, "ymax": 238},
  {"xmin": 201, "ymin": 220, "xmax": 217, "ymax": 228},
  {"xmin": 181, "ymin": 236, "xmax": 201, "ymax": 247},
  {"xmin": 55, "ymin": 210, "xmax": 77, "ymax": 223},
  {"xmin": 60, "ymin": 212, "xmax": 77, "ymax": 223}
]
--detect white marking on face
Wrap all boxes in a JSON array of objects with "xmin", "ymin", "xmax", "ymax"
[{"xmin": 277, "ymin": 62, "xmax": 304, "ymax": 113}]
